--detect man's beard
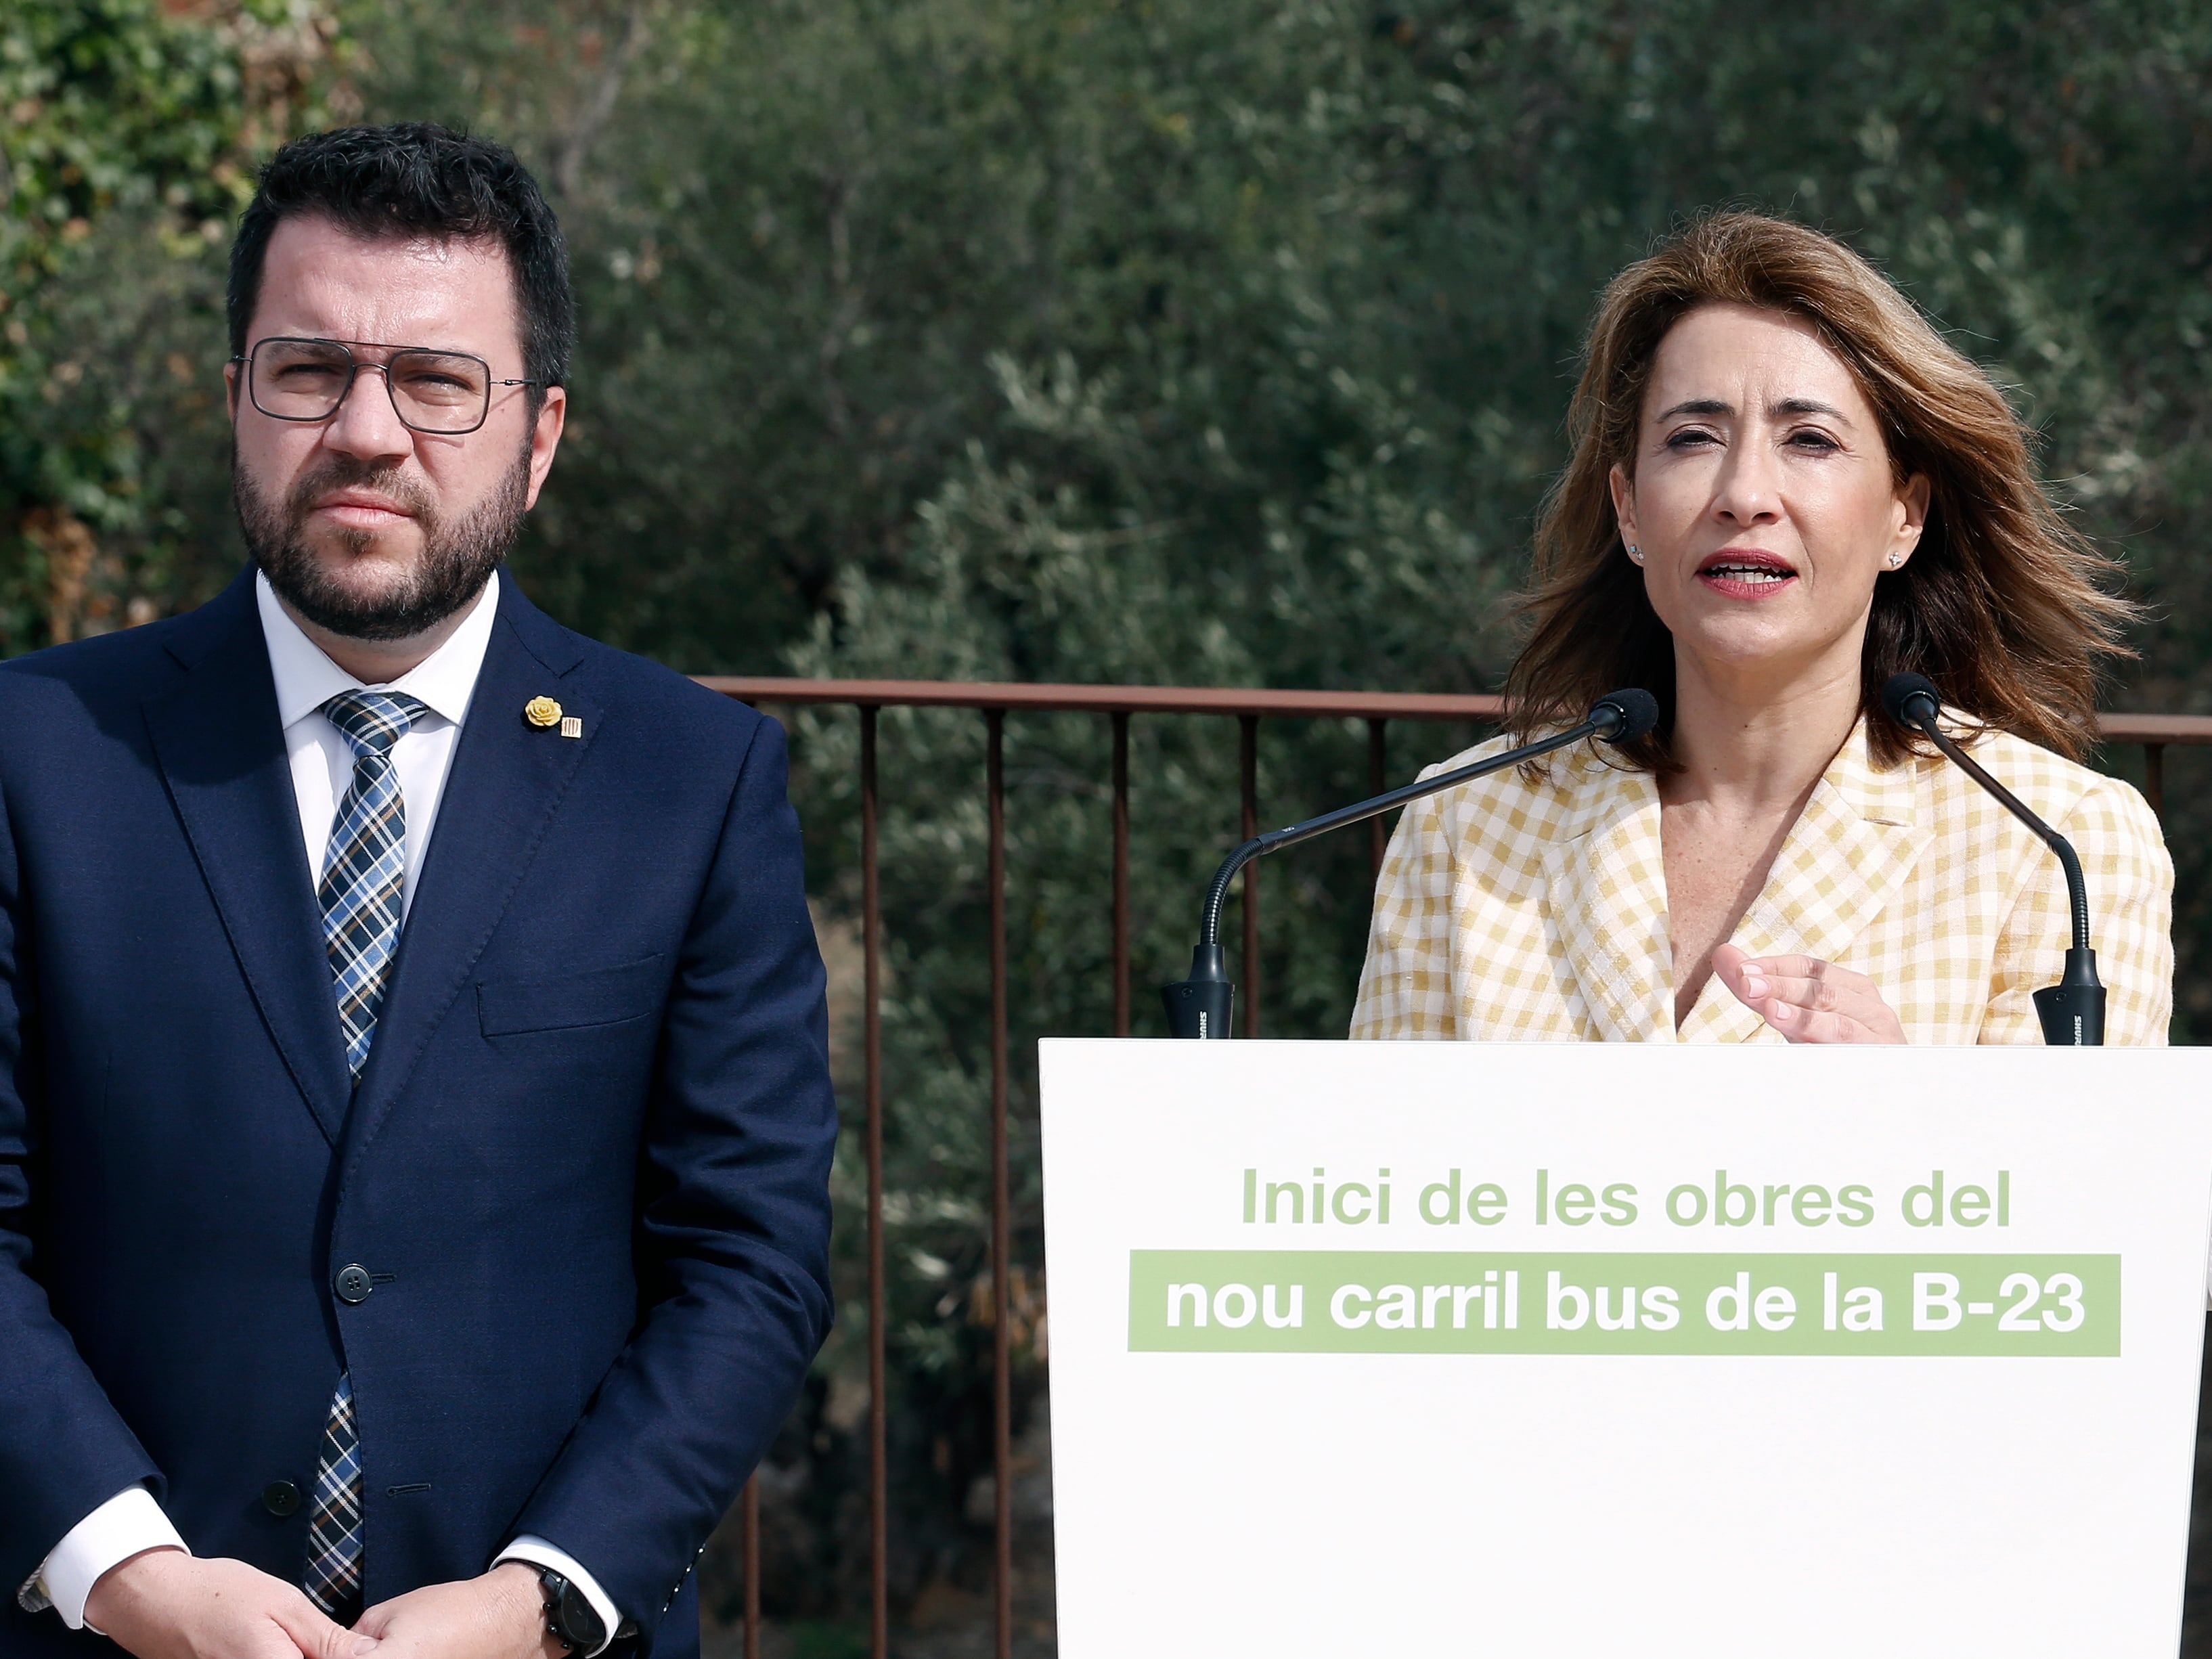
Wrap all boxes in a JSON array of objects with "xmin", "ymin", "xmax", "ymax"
[{"xmin": 235, "ymin": 447, "xmax": 530, "ymax": 642}]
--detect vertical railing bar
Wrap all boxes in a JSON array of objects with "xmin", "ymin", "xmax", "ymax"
[
  {"xmin": 1240, "ymin": 713, "xmax": 1260, "ymax": 1039},
  {"xmin": 987, "ymin": 709, "xmax": 1013, "ymax": 1659},
  {"xmin": 1367, "ymin": 717, "xmax": 1388, "ymax": 879},
  {"xmin": 861, "ymin": 707, "xmax": 887, "ymax": 1659},
  {"xmin": 742, "ymin": 1474, "xmax": 760, "ymax": 1659},
  {"xmin": 2145, "ymin": 742, "xmax": 2166, "ymax": 823},
  {"xmin": 1112, "ymin": 711, "xmax": 1131, "ymax": 1038}
]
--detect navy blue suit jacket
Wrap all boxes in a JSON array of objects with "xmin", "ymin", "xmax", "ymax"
[{"xmin": 0, "ymin": 569, "xmax": 837, "ymax": 1656}]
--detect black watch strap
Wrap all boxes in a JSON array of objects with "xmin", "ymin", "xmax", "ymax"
[{"xmin": 537, "ymin": 1567, "xmax": 610, "ymax": 1655}]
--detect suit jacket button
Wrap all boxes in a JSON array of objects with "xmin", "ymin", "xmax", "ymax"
[
  {"xmin": 334, "ymin": 1264, "xmax": 374, "ymax": 1304},
  {"xmin": 263, "ymin": 1480, "xmax": 301, "ymax": 1518}
]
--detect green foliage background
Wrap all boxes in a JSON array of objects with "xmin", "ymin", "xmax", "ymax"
[{"xmin": 13, "ymin": 0, "xmax": 2212, "ymax": 1641}]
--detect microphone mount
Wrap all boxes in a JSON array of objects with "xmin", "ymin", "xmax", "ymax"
[
  {"xmin": 1880, "ymin": 672, "xmax": 2104, "ymax": 1045},
  {"xmin": 1164, "ymin": 690, "xmax": 1660, "ymax": 1038}
]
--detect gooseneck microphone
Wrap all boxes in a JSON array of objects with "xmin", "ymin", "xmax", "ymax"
[
  {"xmin": 1880, "ymin": 671, "xmax": 2104, "ymax": 1046},
  {"xmin": 1162, "ymin": 689, "xmax": 1661, "ymax": 1038}
]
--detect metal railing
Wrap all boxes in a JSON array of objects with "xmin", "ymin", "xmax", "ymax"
[{"xmin": 695, "ymin": 675, "xmax": 2212, "ymax": 1658}]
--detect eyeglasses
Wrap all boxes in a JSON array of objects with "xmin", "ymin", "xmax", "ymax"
[{"xmin": 234, "ymin": 336, "xmax": 547, "ymax": 436}]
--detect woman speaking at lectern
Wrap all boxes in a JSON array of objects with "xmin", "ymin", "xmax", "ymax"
[{"xmin": 1351, "ymin": 213, "xmax": 2171, "ymax": 1045}]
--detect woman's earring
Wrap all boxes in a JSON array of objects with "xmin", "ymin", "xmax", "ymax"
[
  {"xmin": 1627, "ymin": 544, "xmax": 1643, "ymax": 565},
  {"xmin": 1887, "ymin": 553, "xmax": 1902, "ymax": 569}
]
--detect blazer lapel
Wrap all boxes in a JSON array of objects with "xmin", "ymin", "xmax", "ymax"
[
  {"xmin": 338, "ymin": 577, "xmax": 600, "ymax": 1170},
  {"xmin": 1680, "ymin": 720, "xmax": 1931, "ymax": 1041},
  {"xmin": 143, "ymin": 571, "xmax": 352, "ymax": 1143},
  {"xmin": 1541, "ymin": 758, "xmax": 1674, "ymax": 1042}
]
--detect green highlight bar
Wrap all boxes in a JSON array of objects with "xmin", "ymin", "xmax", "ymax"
[{"xmin": 1128, "ymin": 1250, "xmax": 2119, "ymax": 1356}]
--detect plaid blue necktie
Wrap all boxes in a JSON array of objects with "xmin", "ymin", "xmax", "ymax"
[
  {"xmin": 303, "ymin": 1371, "xmax": 364, "ymax": 1619},
  {"xmin": 305, "ymin": 689, "xmax": 424, "ymax": 1622},
  {"xmin": 317, "ymin": 690, "xmax": 426, "ymax": 1084}
]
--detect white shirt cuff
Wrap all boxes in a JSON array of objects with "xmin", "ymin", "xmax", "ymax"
[
  {"xmin": 495, "ymin": 1536, "xmax": 621, "ymax": 1657},
  {"xmin": 22, "ymin": 1485, "xmax": 187, "ymax": 1630}
]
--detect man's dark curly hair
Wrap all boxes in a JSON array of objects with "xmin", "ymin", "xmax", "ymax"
[{"xmin": 227, "ymin": 123, "xmax": 574, "ymax": 396}]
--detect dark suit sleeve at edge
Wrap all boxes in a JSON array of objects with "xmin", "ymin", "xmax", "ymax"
[
  {"xmin": 509, "ymin": 713, "xmax": 837, "ymax": 1627},
  {"xmin": 0, "ymin": 761, "xmax": 164, "ymax": 1592}
]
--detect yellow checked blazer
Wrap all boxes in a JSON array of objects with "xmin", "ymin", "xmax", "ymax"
[{"xmin": 1350, "ymin": 718, "xmax": 2172, "ymax": 1044}]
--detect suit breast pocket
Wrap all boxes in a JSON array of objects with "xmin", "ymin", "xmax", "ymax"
[{"xmin": 477, "ymin": 953, "xmax": 668, "ymax": 1038}]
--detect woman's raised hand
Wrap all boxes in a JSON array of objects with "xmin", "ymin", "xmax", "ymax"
[{"xmin": 1710, "ymin": 942, "xmax": 1905, "ymax": 1044}]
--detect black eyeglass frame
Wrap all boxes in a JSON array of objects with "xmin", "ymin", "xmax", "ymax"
[{"xmin": 232, "ymin": 335, "xmax": 550, "ymax": 437}]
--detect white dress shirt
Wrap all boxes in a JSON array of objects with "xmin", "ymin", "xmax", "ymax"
[
  {"xmin": 29, "ymin": 571, "xmax": 621, "ymax": 1653},
  {"xmin": 260, "ymin": 567, "xmax": 495, "ymax": 914}
]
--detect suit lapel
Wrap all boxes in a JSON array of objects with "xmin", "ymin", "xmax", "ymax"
[
  {"xmin": 1679, "ymin": 721, "xmax": 1930, "ymax": 1041},
  {"xmin": 143, "ymin": 571, "xmax": 352, "ymax": 1143},
  {"xmin": 1541, "ymin": 759, "xmax": 1674, "ymax": 1042},
  {"xmin": 338, "ymin": 578, "xmax": 599, "ymax": 1170}
]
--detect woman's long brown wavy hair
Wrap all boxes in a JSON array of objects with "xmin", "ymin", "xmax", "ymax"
[{"xmin": 1505, "ymin": 211, "xmax": 2136, "ymax": 769}]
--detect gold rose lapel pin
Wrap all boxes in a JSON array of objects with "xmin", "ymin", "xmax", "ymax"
[{"xmin": 525, "ymin": 695, "xmax": 583, "ymax": 738}]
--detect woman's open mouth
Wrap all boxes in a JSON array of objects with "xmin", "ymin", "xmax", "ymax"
[{"xmin": 1695, "ymin": 550, "xmax": 1798, "ymax": 600}]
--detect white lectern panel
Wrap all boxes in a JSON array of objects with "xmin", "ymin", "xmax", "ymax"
[{"xmin": 1042, "ymin": 1042, "xmax": 2212, "ymax": 1658}]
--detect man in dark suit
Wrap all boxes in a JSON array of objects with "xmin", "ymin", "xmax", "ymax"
[{"xmin": 0, "ymin": 125, "xmax": 836, "ymax": 1659}]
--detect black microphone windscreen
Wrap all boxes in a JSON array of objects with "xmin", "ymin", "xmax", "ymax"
[
  {"xmin": 1593, "ymin": 688, "xmax": 1660, "ymax": 743},
  {"xmin": 1880, "ymin": 671, "xmax": 1942, "ymax": 727}
]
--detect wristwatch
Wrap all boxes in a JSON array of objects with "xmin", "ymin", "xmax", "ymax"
[{"xmin": 536, "ymin": 1566, "xmax": 609, "ymax": 1655}]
